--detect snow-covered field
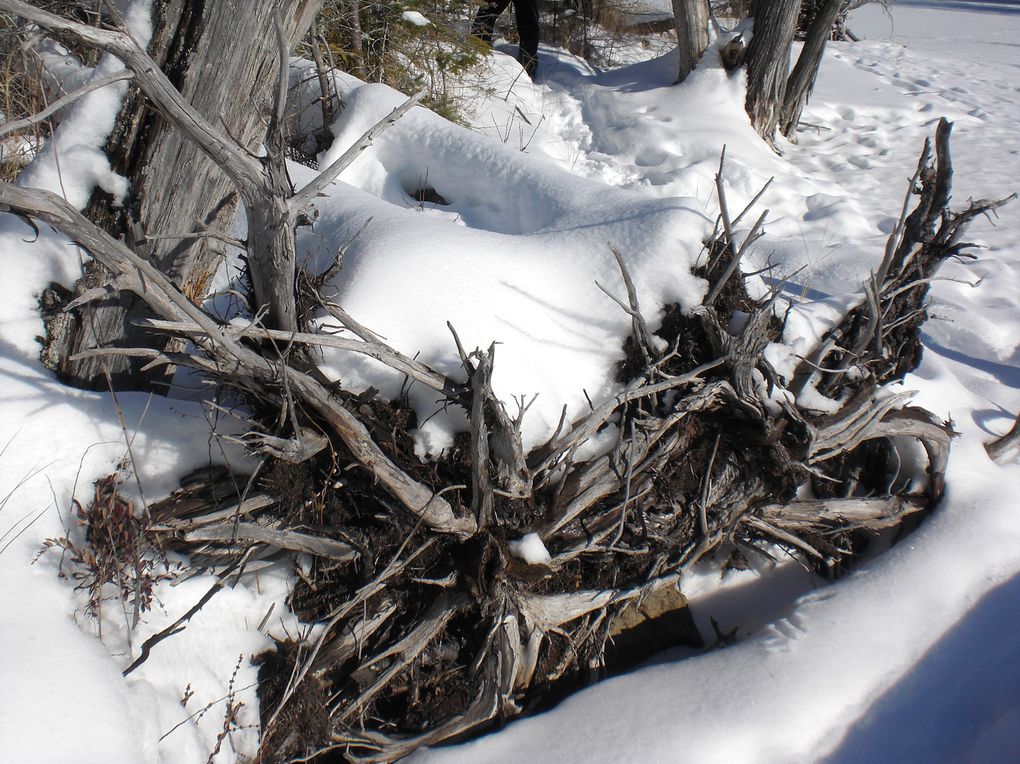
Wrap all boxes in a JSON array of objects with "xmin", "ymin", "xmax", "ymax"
[{"xmin": 1, "ymin": 2, "xmax": 1018, "ymax": 762}]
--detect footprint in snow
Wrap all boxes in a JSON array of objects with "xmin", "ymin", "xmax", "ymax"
[
  {"xmin": 877, "ymin": 216, "xmax": 899, "ymax": 234},
  {"xmin": 645, "ymin": 171, "xmax": 675, "ymax": 187},
  {"xmin": 634, "ymin": 147, "xmax": 670, "ymax": 167},
  {"xmin": 762, "ymin": 617, "xmax": 807, "ymax": 653},
  {"xmin": 804, "ymin": 193, "xmax": 844, "ymax": 221}
]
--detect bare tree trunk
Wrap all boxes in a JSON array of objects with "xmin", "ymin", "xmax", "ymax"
[
  {"xmin": 745, "ymin": 0, "xmax": 802, "ymax": 145},
  {"xmin": 347, "ymin": 0, "xmax": 367, "ymax": 80},
  {"xmin": 671, "ymin": 0, "xmax": 710, "ymax": 83},
  {"xmin": 49, "ymin": 0, "xmax": 322, "ymax": 390},
  {"xmin": 781, "ymin": 0, "xmax": 841, "ymax": 138}
]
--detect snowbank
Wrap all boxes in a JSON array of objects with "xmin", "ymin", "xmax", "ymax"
[{"xmin": 0, "ymin": 1, "xmax": 1017, "ymax": 761}]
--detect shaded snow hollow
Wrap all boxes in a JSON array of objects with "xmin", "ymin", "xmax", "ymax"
[{"xmin": 0, "ymin": 2, "xmax": 1018, "ymax": 762}]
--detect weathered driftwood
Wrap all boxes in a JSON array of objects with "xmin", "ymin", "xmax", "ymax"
[
  {"xmin": 791, "ymin": 120, "xmax": 1014, "ymax": 401},
  {"xmin": 986, "ymin": 411, "xmax": 1020, "ymax": 461},
  {"xmin": 760, "ymin": 496, "xmax": 927, "ymax": 533},
  {"xmin": 231, "ymin": 428, "xmax": 330, "ymax": 464},
  {"xmin": 151, "ymin": 494, "xmax": 276, "ymax": 531},
  {"xmin": 183, "ymin": 522, "xmax": 358, "ymax": 561},
  {"xmin": 134, "ymin": 317, "xmax": 456, "ymax": 396}
]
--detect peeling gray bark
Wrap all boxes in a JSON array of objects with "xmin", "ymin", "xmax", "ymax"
[
  {"xmin": 51, "ymin": 0, "xmax": 322, "ymax": 390},
  {"xmin": 745, "ymin": 0, "xmax": 802, "ymax": 144},
  {"xmin": 671, "ymin": 0, "xmax": 710, "ymax": 83},
  {"xmin": 781, "ymin": 0, "xmax": 842, "ymax": 138}
]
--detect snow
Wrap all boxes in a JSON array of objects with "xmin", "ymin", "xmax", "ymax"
[
  {"xmin": 17, "ymin": 0, "xmax": 154, "ymax": 209},
  {"xmin": 401, "ymin": 10, "xmax": 431, "ymax": 27},
  {"xmin": 304, "ymin": 81, "xmax": 709, "ymax": 453},
  {"xmin": 508, "ymin": 533, "xmax": 553, "ymax": 565},
  {"xmin": 1, "ymin": 1, "xmax": 1019, "ymax": 762}
]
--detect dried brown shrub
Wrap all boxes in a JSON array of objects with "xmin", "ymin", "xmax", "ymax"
[{"xmin": 44, "ymin": 473, "xmax": 179, "ymax": 633}]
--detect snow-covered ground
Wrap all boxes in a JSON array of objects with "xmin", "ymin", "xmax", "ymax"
[{"xmin": 1, "ymin": 2, "xmax": 1018, "ymax": 762}]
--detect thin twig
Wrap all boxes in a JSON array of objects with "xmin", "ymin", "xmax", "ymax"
[
  {"xmin": 290, "ymin": 91, "xmax": 424, "ymax": 212},
  {"xmin": 0, "ymin": 70, "xmax": 134, "ymax": 138}
]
